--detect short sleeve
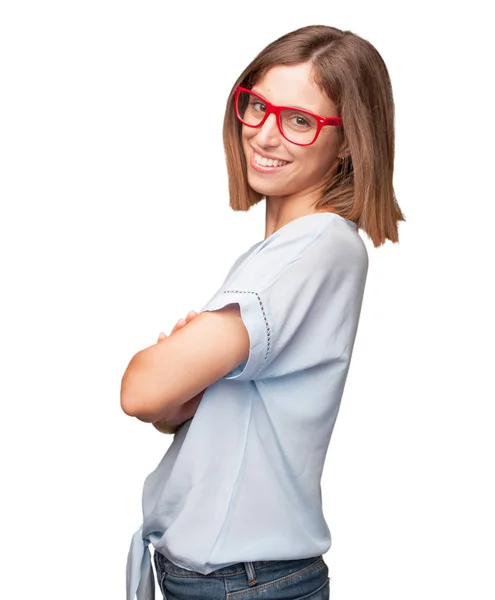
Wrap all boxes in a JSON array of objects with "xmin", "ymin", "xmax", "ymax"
[
  {"xmin": 199, "ymin": 288, "xmax": 269, "ymax": 380},
  {"xmin": 199, "ymin": 216, "xmax": 368, "ymax": 381}
]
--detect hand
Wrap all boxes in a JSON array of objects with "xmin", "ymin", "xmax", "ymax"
[
  {"xmin": 152, "ymin": 311, "xmax": 206, "ymax": 433},
  {"xmin": 156, "ymin": 310, "xmax": 199, "ymax": 343}
]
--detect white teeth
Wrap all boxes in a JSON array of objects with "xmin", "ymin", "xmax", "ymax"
[{"xmin": 254, "ymin": 152, "xmax": 288, "ymax": 168}]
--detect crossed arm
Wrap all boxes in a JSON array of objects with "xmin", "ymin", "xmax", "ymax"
[
  {"xmin": 120, "ymin": 304, "xmax": 250, "ymax": 429},
  {"xmin": 149, "ymin": 313, "xmax": 205, "ymax": 434},
  {"xmin": 151, "ymin": 392, "xmax": 204, "ymax": 434}
]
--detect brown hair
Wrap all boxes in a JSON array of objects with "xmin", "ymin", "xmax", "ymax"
[{"xmin": 223, "ymin": 25, "xmax": 405, "ymax": 247}]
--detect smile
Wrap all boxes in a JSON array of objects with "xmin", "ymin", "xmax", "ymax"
[{"xmin": 251, "ymin": 150, "xmax": 290, "ymax": 173}]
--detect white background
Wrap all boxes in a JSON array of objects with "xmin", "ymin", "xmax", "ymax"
[{"xmin": 1, "ymin": 1, "xmax": 494, "ymax": 599}]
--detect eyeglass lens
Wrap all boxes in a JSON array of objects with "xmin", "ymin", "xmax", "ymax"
[{"xmin": 236, "ymin": 91, "xmax": 318, "ymax": 145}]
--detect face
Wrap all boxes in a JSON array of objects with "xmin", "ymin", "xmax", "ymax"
[{"xmin": 241, "ymin": 62, "xmax": 342, "ymax": 201}]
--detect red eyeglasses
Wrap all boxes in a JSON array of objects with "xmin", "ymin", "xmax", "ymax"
[{"xmin": 234, "ymin": 87, "xmax": 343, "ymax": 146}]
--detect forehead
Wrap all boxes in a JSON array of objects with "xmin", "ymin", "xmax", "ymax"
[{"xmin": 252, "ymin": 62, "xmax": 335, "ymax": 115}]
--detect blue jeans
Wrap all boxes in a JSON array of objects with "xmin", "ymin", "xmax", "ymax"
[{"xmin": 153, "ymin": 550, "xmax": 330, "ymax": 599}]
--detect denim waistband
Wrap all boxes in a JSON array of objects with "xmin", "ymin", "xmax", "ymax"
[{"xmin": 155, "ymin": 550, "xmax": 323, "ymax": 588}]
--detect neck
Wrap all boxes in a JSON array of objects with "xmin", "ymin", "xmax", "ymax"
[{"xmin": 264, "ymin": 190, "xmax": 336, "ymax": 239}]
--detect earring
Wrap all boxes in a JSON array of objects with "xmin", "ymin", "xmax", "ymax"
[{"xmin": 338, "ymin": 156, "xmax": 345, "ymax": 164}]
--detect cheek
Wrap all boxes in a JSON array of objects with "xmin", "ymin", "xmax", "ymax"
[
  {"xmin": 314, "ymin": 131, "xmax": 339, "ymax": 163},
  {"xmin": 241, "ymin": 130, "xmax": 252, "ymax": 158},
  {"xmin": 303, "ymin": 142, "xmax": 337, "ymax": 174},
  {"xmin": 241, "ymin": 124, "xmax": 254, "ymax": 142}
]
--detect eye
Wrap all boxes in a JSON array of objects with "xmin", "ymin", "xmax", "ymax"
[
  {"xmin": 250, "ymin": 100, "xmax": 266, "ymax": 113},
  {"xmin": 291, "ymin": 114, "xmax": 310, "ymax": 127},
  {"xmin": 282, "ymin": 110, "xmax": 315, "ymax": 131}
]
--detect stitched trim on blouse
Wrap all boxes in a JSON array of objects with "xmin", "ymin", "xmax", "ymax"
[{"xmin": 222, "ymin": 289, "xmax": 270, "ymax": 377}]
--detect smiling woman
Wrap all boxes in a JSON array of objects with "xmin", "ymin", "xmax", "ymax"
[
  {"xmin": 124, "ymin": 23, "xmax": 404, "ymax": 600},
  {"xmin": 235, "ymin": 63, "xmax": 344, "ymax": 205}
]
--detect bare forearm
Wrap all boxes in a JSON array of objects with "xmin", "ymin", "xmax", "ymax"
[
  {"xmin": 151, "ymin": 404, "xmax": 190, "ymax": 434},
  {"xmin": 122, "ymin": 311, "xmax": 205, "ymax": 429},
  {"xmin": 152, "ymin": 413, "xmax": 183, "ymax": 434},
  {"xmin": 151, "ymin": 390, "xmax": 205, "ymax": 434}
]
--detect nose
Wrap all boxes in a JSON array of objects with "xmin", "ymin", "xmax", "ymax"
[{"xmin": 255, "ymin": 113, "xmax": 281, "ymax": 147}]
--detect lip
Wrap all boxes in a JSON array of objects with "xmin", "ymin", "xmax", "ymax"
[{"xmin": 249, "ymin": 147, "xmax": 292, "ymax": 173}]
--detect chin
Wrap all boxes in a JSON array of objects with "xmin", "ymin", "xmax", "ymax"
[{"xmin": 247, "ymin": 174, "xmax": 289, "ymax": 198}]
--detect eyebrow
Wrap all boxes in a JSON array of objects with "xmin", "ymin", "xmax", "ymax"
[{"xmin": 251, "ymin": 88, "xmax": 314, "ymax": 112}]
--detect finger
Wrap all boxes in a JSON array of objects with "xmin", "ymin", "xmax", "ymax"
[
  {"xmin": 157, "ymin": 332, "xmax": 167, "ymax": 343},
  {"xmin": 170, "ymin": 318, "xmax": 187, "ymax": 334},
  {"xmin": 185, "ymin": 311, "xmax": 198, "ymax": 322}
]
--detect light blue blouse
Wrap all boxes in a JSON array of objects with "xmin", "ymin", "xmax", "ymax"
[{"xmin": 126, "ymin": 212, "xmax": 369, "ymax": 599}]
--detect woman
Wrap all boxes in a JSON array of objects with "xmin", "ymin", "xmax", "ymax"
[{"xmin": 122, "ymin": 24, "xmax": 405, "ymax": 600}]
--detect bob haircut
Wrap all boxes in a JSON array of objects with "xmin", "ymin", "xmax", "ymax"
[{"xmin": 223, "ymin": 25, "xmax": 405, "ymax": 247}]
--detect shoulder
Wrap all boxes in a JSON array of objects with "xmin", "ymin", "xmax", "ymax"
[
  {"xmin": 315, "ymin": 215, "xmax": 369, "ymax": 273},
  {"xmin": 233, "ymin": 214, "xmax": 368, "ymax": 292}
]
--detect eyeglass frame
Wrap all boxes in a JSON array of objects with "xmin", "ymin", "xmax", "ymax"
[{"xmin": 234, "ymin": 86, "xmax": 343, "ymax": 147}]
